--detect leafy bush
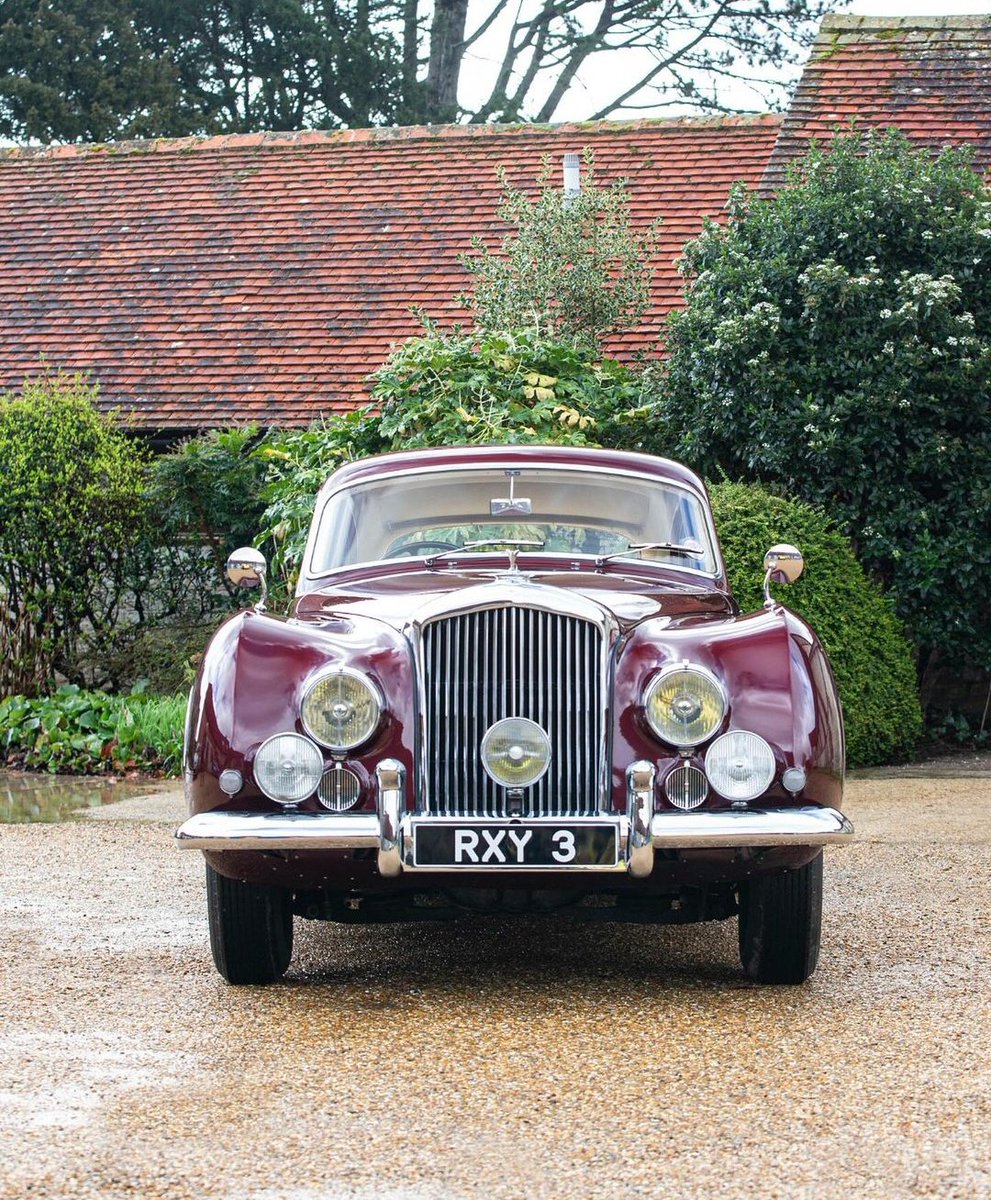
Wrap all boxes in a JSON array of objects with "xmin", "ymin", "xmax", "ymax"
[
  {"xmin": 371, "ymin": 327, "xmax": 647, "ymax": 449},
  {"xmin": 98, "ymin": 424, "xmax": 276, "ymax": 691},
  {"xmin": 658, "ymin": 130, "xmax": 991, "ymax": 684},
  {"xmin": 0, "ymin": 372, "xmax": 148, "ymax": 696},
  {"xmin": 255, "ymin": 409, "xmax": 388, "ymax": 595},
  {"xmin": 251, "ymin": 150, "xmax": 660, "ymax": 592},
  {"xmin": 710, "ymin": 481, "xmax": 922, "ymax": 768},
  {"xmin": 252, "ymin": 328, "xmax": 648, "ymax": 591},
  {"xmin": 147, "ymin": 424, "xmax": 269, "ymax": 586},
  {"xmin": 0, "ymin": 685, "xmax": 185, "ymax": 776},
  {"xmin": 460, "ymin": 151, "xmax": 659, "ymax": 353},
  {"xmin": 252, "ymin": 330, "xmax": 648, "ymax": 593}
]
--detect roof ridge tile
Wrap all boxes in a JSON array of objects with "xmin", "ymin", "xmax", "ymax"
[{"xmin": 0, "ymin": 114, "xmax": 782, "ymax": 163}]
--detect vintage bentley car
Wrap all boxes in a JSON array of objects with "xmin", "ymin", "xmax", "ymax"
[{"xmin": 178, "ymin": 446, "xmax": 853, "ymax": 985}]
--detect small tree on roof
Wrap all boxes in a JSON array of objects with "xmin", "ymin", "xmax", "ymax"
[{"xmin": 459, "ymin": 149, "xmax": 660, "ymax": 354}]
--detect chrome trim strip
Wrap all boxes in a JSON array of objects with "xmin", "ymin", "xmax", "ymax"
[
  {"xmin": 626, "ymin": 761, "xmax": 655, "ymax": 878},
  {"xmin": 406, "ymin": 577, "xmax": 615, "ymax": 631},
  {"xmin": 650, "ymin": 806, "xmax": 854, "ymax": 848},
  {"xmin": 174, "ymin": 811, "xmax": 379, "ymax": 850},
  {"xmin": 376, "ymin": 758, "xmax": 405, "ymax": 877}
]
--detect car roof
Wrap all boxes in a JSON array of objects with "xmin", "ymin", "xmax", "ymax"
[{"xmin": 318, "ymin": 445, "xmax": 709, "ymax": 500}]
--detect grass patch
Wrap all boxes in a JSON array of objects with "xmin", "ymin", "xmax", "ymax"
[{"xmin": 0, "ymin": 685, "xmax": 185, "ymax": 776}]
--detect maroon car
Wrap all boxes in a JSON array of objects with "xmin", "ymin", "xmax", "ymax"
[{"xmin": 178, "ymin": 446, "xmax": 853, "ymax": 985}]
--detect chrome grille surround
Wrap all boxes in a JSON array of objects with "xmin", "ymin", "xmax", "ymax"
[{"xmin": 408, "ymin": 581, "xmax": 615, "ymax": 819}]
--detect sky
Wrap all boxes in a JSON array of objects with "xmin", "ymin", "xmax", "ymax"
[{"xmin": 516, "ymin": 0, "xmax": 991, "ymax": 123}]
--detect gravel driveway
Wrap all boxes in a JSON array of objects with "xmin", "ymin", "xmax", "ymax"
[{"xmin": 0, "ymin": 767, "xmax": 988, "ymax": 1200}]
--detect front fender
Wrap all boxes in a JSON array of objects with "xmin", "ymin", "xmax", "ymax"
[
  {"xmin": 184, "ymin": 609, "xmax": 416, "ymax": 815},
  {"xmin": 612, "ymin": 605, "xmax": 844, "ymax": 811}
]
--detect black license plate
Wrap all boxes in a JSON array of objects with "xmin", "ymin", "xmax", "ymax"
[{"xmin": 412, "ymin": 822, "xmax": 619, "ymax": 868}]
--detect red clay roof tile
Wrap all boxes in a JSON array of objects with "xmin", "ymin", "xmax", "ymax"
[
  {"xmin": 762, "ymin": 15, "xmax": 991, "ymax": 193},
  {"xmin": 0, "ymin": 117, "xmax": 779, "ymax": 431},
  {"xmin": 4, "ymin": 14, "xmax": 991, "ymax": 434}
]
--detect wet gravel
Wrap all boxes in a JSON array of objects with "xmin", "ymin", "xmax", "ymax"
[{"xmin": 0, "ymin": 770, "xmax": 989, "ymax": 1200}]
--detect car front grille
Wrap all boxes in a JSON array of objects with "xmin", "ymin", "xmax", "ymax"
[{"xmin": 420, "ymin": 605, "xmax": 604, "ymax": 818}]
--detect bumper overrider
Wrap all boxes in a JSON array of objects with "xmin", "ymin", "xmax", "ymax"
[{"xmin": 176, "ymin": 760, "xmax": 854, "ymax": 877}]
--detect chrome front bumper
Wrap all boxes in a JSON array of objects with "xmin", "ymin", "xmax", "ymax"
[{"xmin": 176, "ymin": 759, "xmax": 854, "ymax": 878}]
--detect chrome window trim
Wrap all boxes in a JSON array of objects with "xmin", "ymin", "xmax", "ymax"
[{"xmin": 300, "ymin": 461, "xmax": 723, "ymax": 589}]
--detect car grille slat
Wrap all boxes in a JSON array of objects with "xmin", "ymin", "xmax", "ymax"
[{"xmin": 421, "ymin": 606, "xmax": 602, "ymax": 818}]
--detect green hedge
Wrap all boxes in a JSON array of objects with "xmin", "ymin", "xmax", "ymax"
[
  {"xmin": 710, "ymin": 481, "xmax": 922, "ymax": 768},
  {"xmin": 0, "ymin": 372, "xmax": 147, "ymax": 696}
]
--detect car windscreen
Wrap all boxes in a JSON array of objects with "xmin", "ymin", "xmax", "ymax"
[{"xmin": 309, "ymin": 465, "xmax": 716, "ymax": 574}]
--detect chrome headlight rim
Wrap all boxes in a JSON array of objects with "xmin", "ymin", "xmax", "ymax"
[
  {"xmin": 704, "ymin": 729, "xmax": 777, "ymax": 803},
  {"xmin": 253, "ymin": 731, "xmax": 325, "ymax": 806},
  {"xmin": 643, "ymin": 662, "xmax": 727, "ymax": 749},
  {"xmin": 301, "ymin": 666, "xmax": 384, "ymax": 752}
]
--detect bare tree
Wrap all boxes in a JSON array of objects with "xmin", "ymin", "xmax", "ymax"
[
  {"xmin": 415, "ymin": 0, "xmax": 835, "ymax": 124},
  {"xmin": 0, "ymin": 0, "xmax": 835, "ymax": 142}
]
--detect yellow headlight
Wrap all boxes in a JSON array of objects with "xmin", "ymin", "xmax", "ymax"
[
  {"xmin": 644, "ymin": 665, "xmax": 726, "ymax": 747},
  {"xmin": 301, "ymin": 668, "xmax": 382, "ymax": 752}
]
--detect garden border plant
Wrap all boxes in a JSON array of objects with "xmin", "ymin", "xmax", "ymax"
[
  {"xmin": 0, "ymin": 686, "xmax": 185, "ymax": 776},
  {"xmin": 0, "ymin": 371, "xmax": 148, "ymax": 696}
]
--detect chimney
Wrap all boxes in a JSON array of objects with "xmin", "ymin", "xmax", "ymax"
[{"xmin": 562, "ymin": 152, "xmax": 581, "ymax": 201}]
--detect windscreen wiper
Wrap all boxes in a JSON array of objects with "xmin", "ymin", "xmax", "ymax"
[
  {"xmin": 595, "ymin": 541, "xmax": 705, "ymax": 567},
  {"xmin": 424, "ymin": 539, "xmax": 545, "ymax": 569}
]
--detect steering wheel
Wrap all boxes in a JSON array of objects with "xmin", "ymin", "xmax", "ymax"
[{"xmin": 385, "ymin": 539, "xmax": 459, "ymax": 558}]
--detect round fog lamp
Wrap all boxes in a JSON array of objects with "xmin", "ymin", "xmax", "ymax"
[
  {"xmin": 318, "ymin": 765, "xmax": 362, "ymax": 812},
  {"xmin": 481, "ymin": 717, "xmax": 551, "ymax": 788},
  {"xmin": 254, "ymin": 733, "xmax": 324, "ymax": 805},
  {"xmin": 704, "ymin": 730, "xmax": 775, "ymax": 803},
  {"xmin": 644, "ymin": 666, "xmax": 725, "ymax": 747},
  {"xmin": 302, "ymin": 668, "xmax": 382, "ymax": 751}
]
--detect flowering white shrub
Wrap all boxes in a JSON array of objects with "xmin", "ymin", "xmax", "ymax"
[{"xmin": 657, "ymin": 130, "xmax": 991, "ymax": 684}]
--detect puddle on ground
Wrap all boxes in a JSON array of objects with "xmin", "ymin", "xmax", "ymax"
[{"xmin": 0, "ymin": 772, "xmax": 158, "ymax": 823}]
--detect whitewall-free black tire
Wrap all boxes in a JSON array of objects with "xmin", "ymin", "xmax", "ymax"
[
  {"xmin": 206, "ymin": 863, "xmax": 293, "ymax": 985},
  {"xmin": 738, "ymin": 852, "xmax": 823, "ymax": 985}
]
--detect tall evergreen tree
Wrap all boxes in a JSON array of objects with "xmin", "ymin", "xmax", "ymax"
[{"xmin": 0, "ymin": 0, "xmax": 182, "ymax": 142}]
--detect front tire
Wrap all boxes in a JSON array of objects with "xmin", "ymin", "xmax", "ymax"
[
  {"xmin": 738, "ymin": 852, "xmax": 823, "ymax": 984},
  {"xmin": 206, "ymin": 863, "xmax": 293, "ymax": 984}
]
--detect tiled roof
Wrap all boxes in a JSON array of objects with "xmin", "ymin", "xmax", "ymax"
[
  {"xmin": 763, "ymin": 14, "xmax": 991, "ymax": 192},
  {"xmin": 0, "ymin": 118, "xmax": 780, "ymax": 431}
]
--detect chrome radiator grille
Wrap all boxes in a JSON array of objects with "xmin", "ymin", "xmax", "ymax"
[{"xmin": 420, "ymin": 606, "xmax": 604, "ymax": 818}]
